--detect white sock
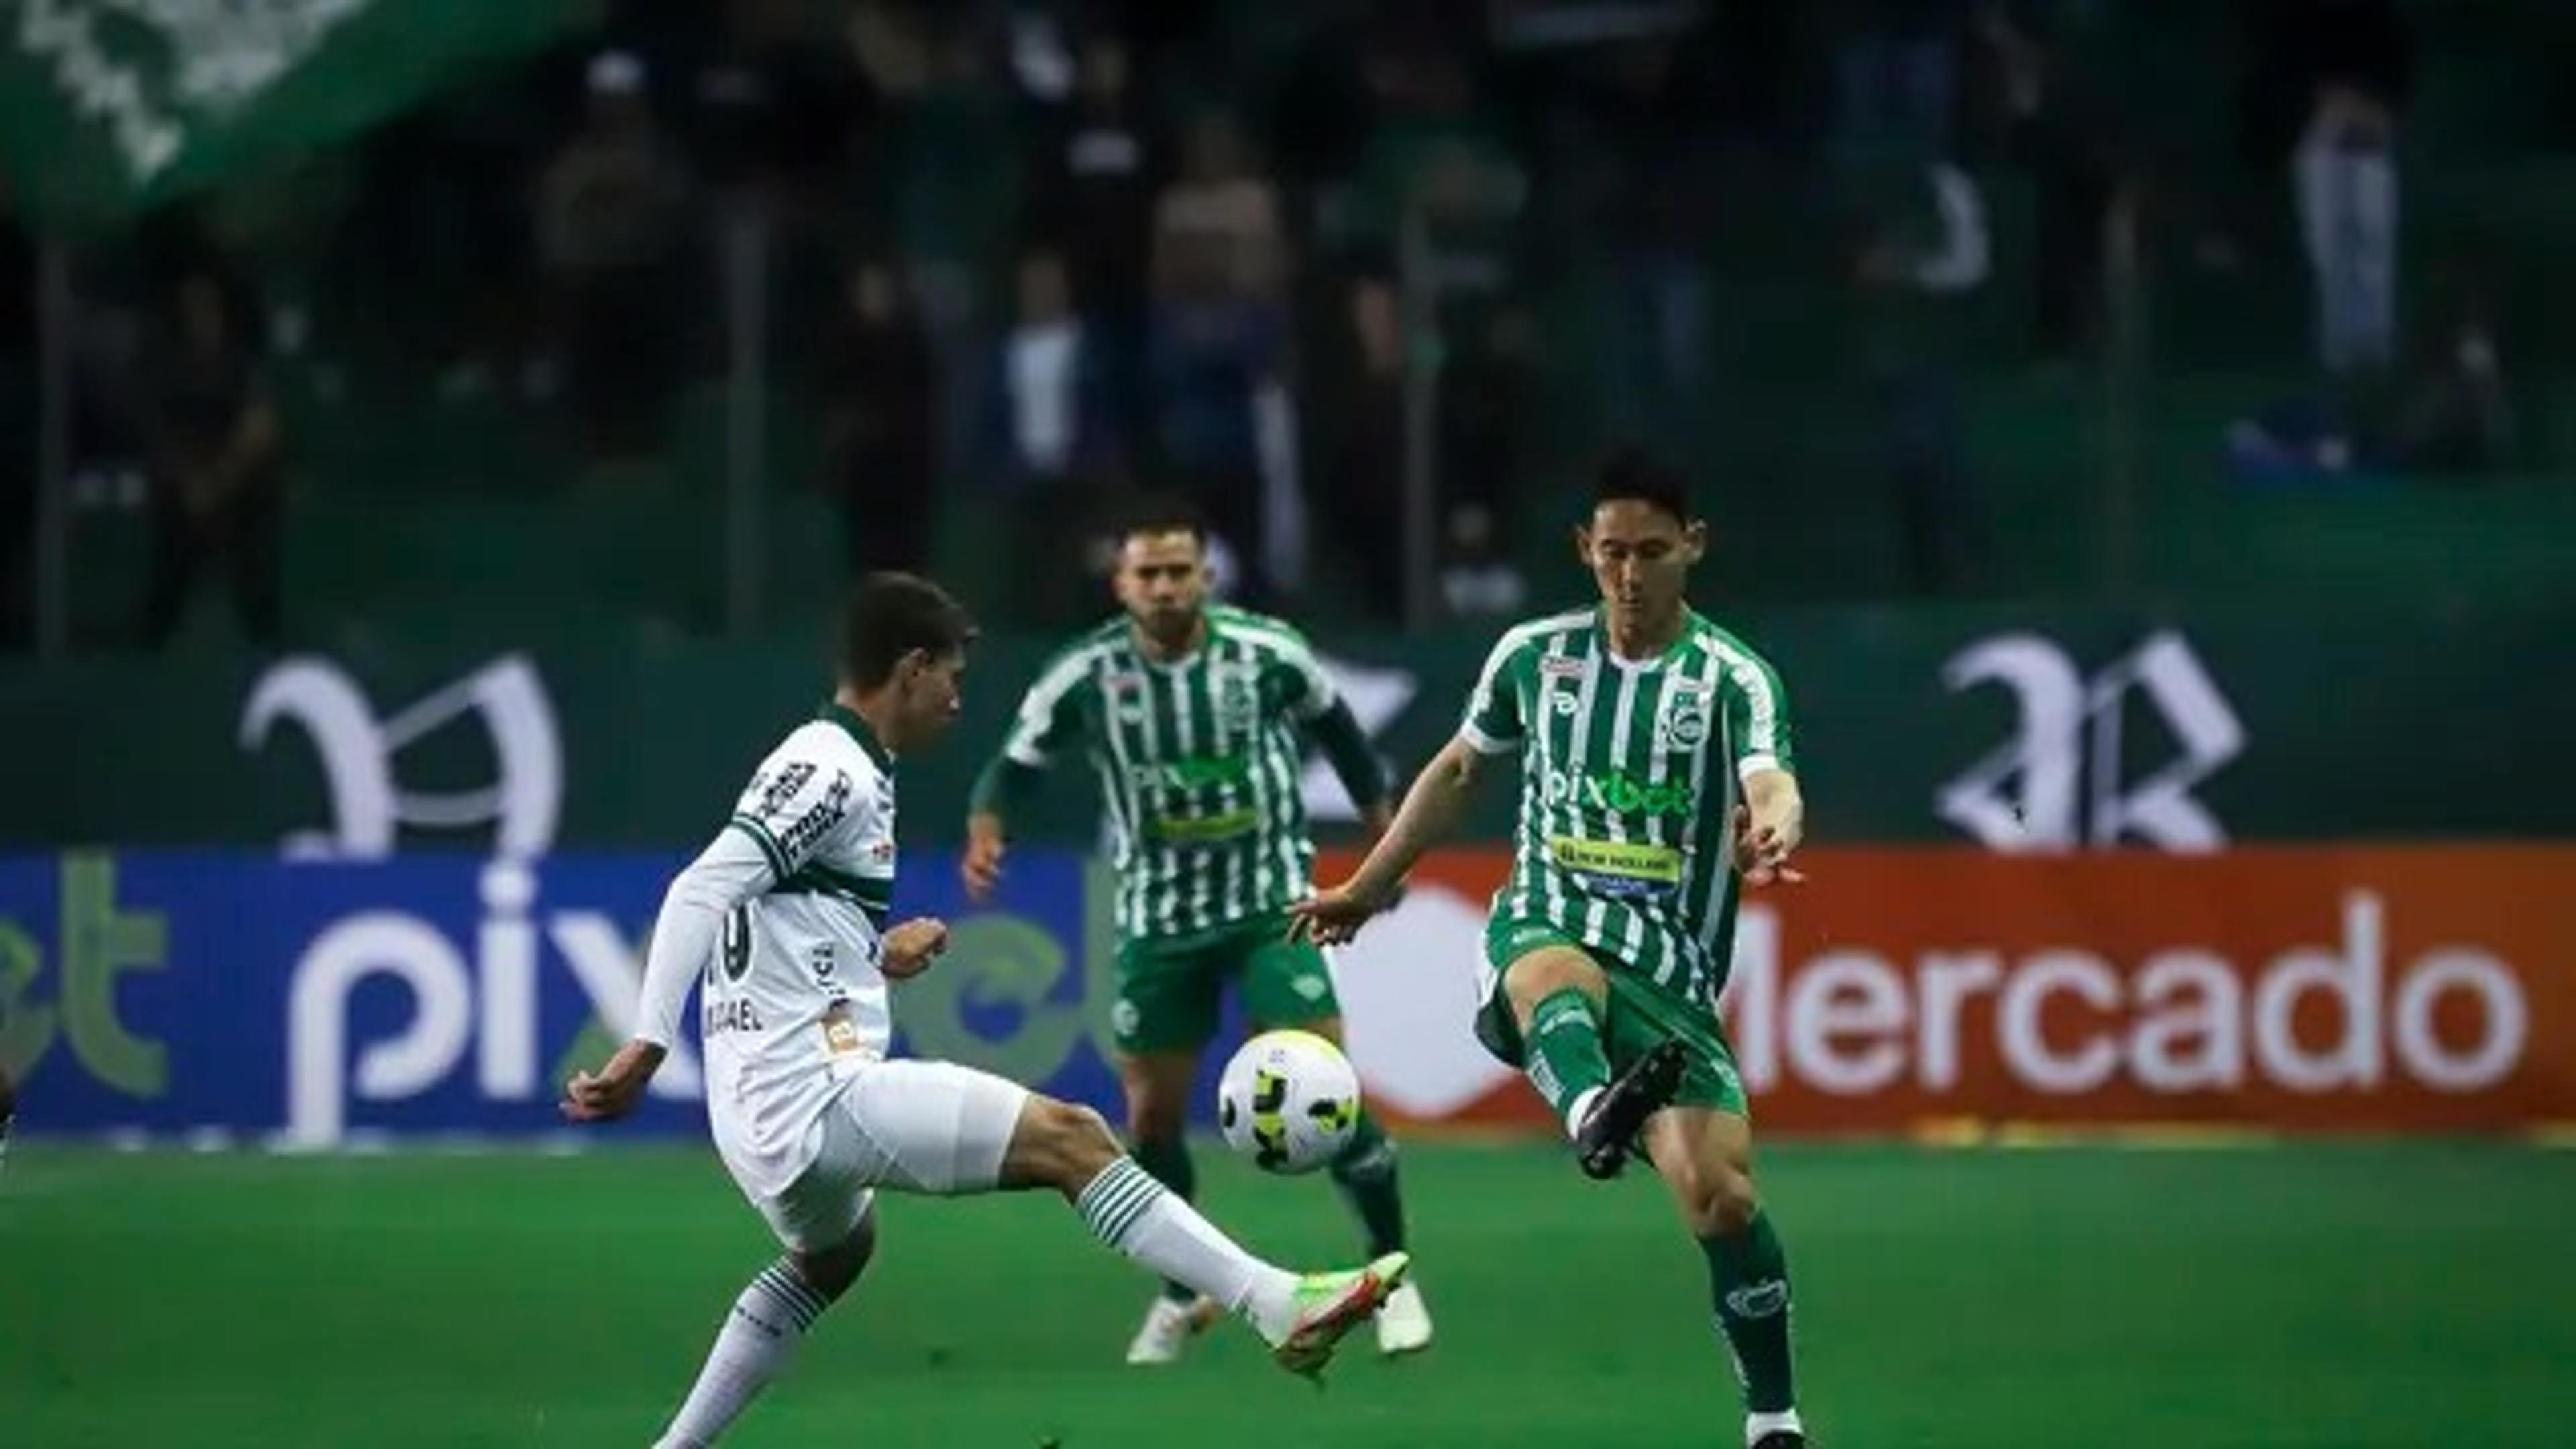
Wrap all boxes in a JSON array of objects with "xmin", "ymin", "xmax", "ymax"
[
  {"xmin": 655, "ymin": 1260, "xmax": 830, "ymax": 1448},
  {"xmin": 1078, "ymin": 1157, "xmax": 1299, "ymax": 1341},
  {"xmin": 1746, "ymin": 1408, "xmax": 1804, "ymax": 1445},
  {"xmin": 1563, "ymin": 1086, "xmax": 1605, "ymax": 1142}
]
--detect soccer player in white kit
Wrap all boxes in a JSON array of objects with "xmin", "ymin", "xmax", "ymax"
[{"xmin": 562, "ymin": 574, "xmax": 1409, "ymax": 1447}]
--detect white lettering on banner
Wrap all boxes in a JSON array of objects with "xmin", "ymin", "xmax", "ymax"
[
  {"xmin": 284, "ymin": 861, "xmax": 694, "ymax": 1146},
  {"xmin": 1715, "ymin": 891, "xmax": 2528, "ymax": 1097},
  {"xmin": 2252, "ymin": 894, "xmax": 2381, "ymax": 1092},
  {"xmin": 1998, "ymin": 951, "xmax": 2122, "ymax": 1094},
  {"xmin": 1937, "ymin": 630, "xmax": 2245, "ymax": 852},
  {"xmin": 2127, "ymin": 951, "xmax": 2243, "ymax": 1091},
  {"xmin": 2396, "ymin": 951, "xmax": 2526, "ymax": 1091},
  {"xmin": 1784, "ymin": 953, "xmax": 1907, "ymax": 1095},
  {"xmin": 240, "ymin": 653, "xmax": 562, "ymax": 860}
]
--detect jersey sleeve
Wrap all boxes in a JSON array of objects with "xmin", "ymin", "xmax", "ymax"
[
  {"xmin": 1264, "ymin": 625, "xmax": 1339, "ymax": 721},
  {"xmin": 1720, "ymin": 645, "xmax": 1796, "ymax": 781},
  {"xmin": 1000, "ymin": 648, "xmax": 1093, "ymax": 767},
  {"xmin": 1459, "ymin": 630, "xmax": 1528, "ymax": 755},
  {"xmin": 724, "ymin": 748, "xmax": 863, "ymax": 882}
]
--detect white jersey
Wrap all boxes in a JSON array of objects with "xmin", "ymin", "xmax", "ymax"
[{"xmin": 639, "ymin": 704, "xmax": 903, "ymax": 1198}]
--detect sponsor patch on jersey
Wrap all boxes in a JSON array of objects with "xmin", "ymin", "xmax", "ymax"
[
  {"xmin": 1549, "ymin": 835, "xmax": 1684, "ymax": 900},
  {"xmin": 1540, "ymin": 656, "xmax": 1586, "ymax": 680},
  {"xmin": 821, "ymin": 1004, "xmax": 865, "ymax": 1058},
  {"xmin": 1152, "ymin": 806, "xmax": 1260, "ymax": 843}
]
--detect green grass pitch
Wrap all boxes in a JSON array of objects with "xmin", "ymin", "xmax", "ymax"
[{"xmin": 5, "ymin": 1140, "xmax": 2573, "ymax": 1446}]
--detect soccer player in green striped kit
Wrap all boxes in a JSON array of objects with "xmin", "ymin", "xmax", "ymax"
[
  {"xmin": 965, "ymin": 498, "xmax": 1433, "ymax": 1365},
  {"xmin": 1293, "ymin": 454, "xmax": 1813, "ymax": 1448}
]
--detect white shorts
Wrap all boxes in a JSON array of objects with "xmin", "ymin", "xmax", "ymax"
[{"xmin": 747, "ymin": 1060, "xmax": 1034, "ymax": 1253}]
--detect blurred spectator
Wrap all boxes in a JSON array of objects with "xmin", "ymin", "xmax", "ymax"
[
  {"xmin": 1315, "ymin": 274, "xmax": 1407, "ymax": 615},
  {"xmin": 1982, "ymin": 2, "xmax": 2126, "ymax": 370},
  {"xmin": 2395, "ymin": 267, "xmax": 2516, "ymax": 476},
  {"xmin": 1154, "ymin": 112, "xmax": 1285, "ymax": 302},
  {"xmin": 2246, "ymin": 0, "xmax": 2412, "ymax": 378},
  {"xmin": 1836, "ymin": 0, "xmax": 1972, "ymax": 157},
  {"xmin": 1440, "ymin": 305, "xmax": 1536, "ymax": 532},
  {"xmin": 1026, "ymin": 32, "xmax": 1161, "ymax": 340},
  {"xmin": 537, "ymin": 50, "xmax": 692, "ymax": 461},
  {"xmin": 681, "ymin": 0, "xmax": 876, "ymax": 197},
  {"xmin": 1848, "ymin": 143, "xmax": 1990, "ymax": 593},
  {"xmin": 994, "ymin": 246, "xmax": 1128, "ymax": 628},
  {"xmin": 819, "ymin": 256, "xmax": 937, "ymax": 576},
  {"xmin": 140, "ymin": 268, "xmax": 283, "ymax": 649},
  {"xmin": 0, "ymin": 201, "xmax": 30, "ymax": 651},
  {"xmin": 1148, "ymin": 174, "xmax": 1289, "ymax": 600},
  {"xmin": 1440, "ymin": 502, "xmax": 1527, "ymax": 619}
]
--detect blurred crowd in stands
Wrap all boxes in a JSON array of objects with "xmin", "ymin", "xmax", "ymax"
[{"xmin": 7, "ymin": 0, "xmax": 2560, "ymax": 649}]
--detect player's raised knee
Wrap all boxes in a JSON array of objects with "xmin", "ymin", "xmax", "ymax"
[
  {"xmin": 1008, "ymin": 1094, "xmax": 1122, "ymax": 1191},
  {"xmin": 1675, "ymin": 1161, "xmax": 1762, "ymax": 1238}
]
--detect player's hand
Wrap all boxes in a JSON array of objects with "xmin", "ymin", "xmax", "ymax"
[
  {"xmin": 1731, "ymin": 804, "xmax": 1807, "ymax": 888},
  {"xmin": 1287, "ymin": 880, "xmax": 1393, "ymax": 947},
  {"xmin": 560, "ymin": 1039, "xmax": 666, "ymax": 1124},
  {"xmin": 961, "ymin": 818, "xmax": 1006, "ymax": 903},
  {"xmin": 881, "ymin": 916, "xmax": 949, "ymax": 979}
]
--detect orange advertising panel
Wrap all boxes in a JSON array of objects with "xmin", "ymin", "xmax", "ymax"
[{"xmin": 1320, "ymin": 846, "xmax": 2576, "ymax": 1136}]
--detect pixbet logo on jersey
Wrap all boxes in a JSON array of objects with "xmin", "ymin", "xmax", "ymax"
[{"xmin": 1539, "ymin": 768, "xmax": 1699, "ymax": 820}]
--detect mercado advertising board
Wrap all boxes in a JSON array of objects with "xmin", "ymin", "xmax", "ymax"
[
  {"xmin": 1334, "ymin": 846, "xmax": 2576, "ymax": 1136},
  {"xmin": 1, "ymin": 846, "xmax": 2569, "ymax": 1146}
]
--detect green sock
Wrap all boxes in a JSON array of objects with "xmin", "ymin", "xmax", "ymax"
[
  {"xmin": 1523, "ymin": 988, "xmax": 1613, "ymax": 1134},
  {"xmin": 1701, "ymin": 1211, "xmax": 1796, "ymax": 1415},
  {"xmin": 1132, "ymin": 1134, "xmax": 1199, "ymax": 1303},
  {"xmin": 1328, "ymin": 1108, "xmax": 1407, "ymax": 1258}
]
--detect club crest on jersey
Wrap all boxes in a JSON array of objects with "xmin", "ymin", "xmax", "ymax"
[
  {"xmin": 1658, "ymin": 686, "xmax": 1711, "ymax": 751},
  {"xmin": 1216, "ymin": 670, "xmax": 1260, "ymax": 732}
]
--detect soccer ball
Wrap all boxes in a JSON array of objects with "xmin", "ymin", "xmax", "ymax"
[{"xmin": 1216, "ymin": 1030, "xmax": 1362, "ymax": 1176}]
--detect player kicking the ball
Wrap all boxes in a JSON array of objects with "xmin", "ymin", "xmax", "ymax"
[
  {"xmin": 963, "ymin": 497, "xmax": 1431, "ymax": 1365},
  {"xmin": 1292, "ymin": 454, "xmax": 1814, "ymax": 1448},
  {"xmin": 564, "ymin": 573, "xmax": 1406, "ymax": 1448}
]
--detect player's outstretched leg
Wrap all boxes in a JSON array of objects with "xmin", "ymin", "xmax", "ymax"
[
  {"xmin": 1504, "ymin": 947, "xmax": 1686, "ymax": 1179},
  {"xmin": 1286, "ymin": 1013, "xmax": 1428, "ymax": 1356},
  {"xmin": 1646, "ymin": 1107, "xmax": 1804, "ymax": 1448},
  {"xmin": 1005, "ymin": 1093, "xmax": 1409, "ymax": 1381},
  {"xmin": 653, "ymin": 1209, "xmax": 877, "ymax": 1448},
  {"xmin": 1117, "ymin": 1049, "xmax": 1216, "ymax": 1364}
]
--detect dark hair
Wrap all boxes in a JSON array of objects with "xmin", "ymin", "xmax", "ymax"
[
  {"xmin": 1113, "ymin": 493, "xmax": 1209, "ymax": 547},
  {"xmin": 839, "ymin": 572, "xmax": 977, "ymax": 688},
  {"xmin": 1591, "ymin": 447, "xmax": 1694, "ymax": 525}
]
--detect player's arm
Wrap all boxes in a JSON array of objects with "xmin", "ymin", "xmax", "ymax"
[
  {"xmin": 1272, "ymin": 633, "xmax": 1394, "ymax": 828},
  {"xmin": 1336, "ymin": 735, "xmax": 1491, "ymax": 907},
  {"xmin": 964, "ymin": 656, "xmax": 1089, "ymax": 900},
  {"xmin": 1290, "ymin": 629, "xmax": 1524, "ymax": 942},
  {"xmin": 1725, "ymin": 647, "xmax": 1805, "ymax": 885},
  {"xmin": 566, "ymin": 753, "xmax": 855, "ymax": 1122},
  {"xmin": 1309, "ymin": 700, "xmax": 1395, "ymax": 833},
  {"xmin": 561, "ymin": 823, "xmax": 775, "ymax": 1123}
]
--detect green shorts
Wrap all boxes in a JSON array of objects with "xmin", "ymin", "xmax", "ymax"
[
  {"xmin": 1474, "ymin": 915, "xmax": 1748, "ymax": 1118},
  {"xmin": 1112, "ymin": 912, "xmax": 1342, "ymax": 1055}
]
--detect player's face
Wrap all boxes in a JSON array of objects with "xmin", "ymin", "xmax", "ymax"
[
  {"xmin": 1578, "ymin": 500, "xmax": 1703, "ymax": 630},
  {"xmin": 895, "ymin": 649, "xmax": 967, "ymax": 749},
  {"xmin": 1113, "ymin": 530, "xmax": 1208, "ymax": 645}
]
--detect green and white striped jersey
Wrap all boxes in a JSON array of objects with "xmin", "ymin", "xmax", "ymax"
[
  {"xmin": 1460, "ymin": 605, "xmax": 1796, "ymax": 1004},
  {"xmin": 1002, "ymin": 607, "xmax": 1340, "ymax": 942}
]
